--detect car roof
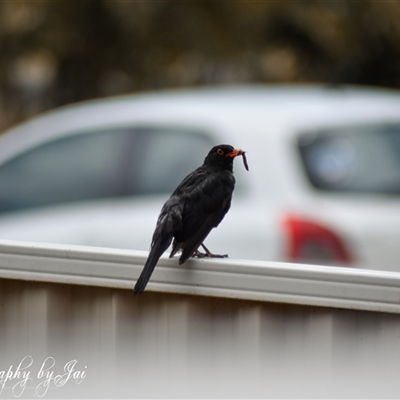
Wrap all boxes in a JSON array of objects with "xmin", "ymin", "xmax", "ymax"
[
  {"xmin": 5, "ymin": 83, "xmax": 400, "ymax": 133},
  {"xmin": 54, "ymin": 83, "xmax": 400, "ymax": 125},
  {"xmin": 2, "ymin": 84, "xmax": 400, "ymax": 161}
]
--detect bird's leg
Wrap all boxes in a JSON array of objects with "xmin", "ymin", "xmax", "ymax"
[
  {"xmin": 201, "ymin": 243, "xmax": 228, "ymax": 258},
  {"xmin": 192, "ymin": 243, "xmax": 228, "ymax": 259},
  {"xmin": 192, "ymin": 249, "xmax": 207, "ymax": 258}
]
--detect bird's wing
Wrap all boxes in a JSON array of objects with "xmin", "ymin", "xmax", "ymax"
[
  {"xmin": 178, "ymin": 198, "xmax": 231, "ymax": 264},
  {"xmin": 174, "ymin": 168, "xmax": 235, "ymax": 263}
]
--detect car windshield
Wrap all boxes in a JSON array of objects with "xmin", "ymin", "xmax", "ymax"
[{"xmin": 298, "ymin": 123, "xmax": 400, "ymax": 194}]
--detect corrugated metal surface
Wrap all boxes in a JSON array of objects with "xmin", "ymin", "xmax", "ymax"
[
  {"xmin": 1, "ymin": 241, "xmax": 400, "ymax": 398},
  {"xmin": 1, "ymin": 280, "xmax": 400, "ymax": 398}
]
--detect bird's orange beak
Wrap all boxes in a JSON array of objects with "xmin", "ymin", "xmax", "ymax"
[
  {"xmin": 226, "ymin": 148, "xmax": 244, "ymax": 158},
  {"xmin": 227, "ymin": 148, "xmax": 249, "ymax": 171}
]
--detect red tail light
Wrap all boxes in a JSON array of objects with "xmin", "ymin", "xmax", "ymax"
[{"xmin": 282, "ymin": 214, "xmax": 353, "ymax": 264}]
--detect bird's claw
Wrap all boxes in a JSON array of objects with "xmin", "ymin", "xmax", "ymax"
[{"xmin": 192, "ymin": 247, "xmax": 228, "ymax": 259}]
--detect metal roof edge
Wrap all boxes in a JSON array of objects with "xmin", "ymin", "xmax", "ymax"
[{"xmin": 0, "ymin": 239, "xmax": 399, "ymax": 313}]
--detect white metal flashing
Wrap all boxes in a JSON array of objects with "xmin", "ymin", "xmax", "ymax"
[{"xmin": 0, "ymin": 239, "xmax": 399, "ymax": 313}]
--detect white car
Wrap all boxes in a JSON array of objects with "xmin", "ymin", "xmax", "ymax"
[{"xmin": 1, "ymin": 84, "xmax": 400, "ymax": 271}]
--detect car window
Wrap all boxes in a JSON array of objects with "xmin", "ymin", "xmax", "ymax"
[
  {"xmin": 130, "ymin": 128, "xmax": 213, "ymax": 194},
  {"xmin": 0, "ymin": 127, "xmax": 213, "ymax": 214},
  {"xmin": 298, "ymin": 123, "xmax": 400, "ymax": 194}
]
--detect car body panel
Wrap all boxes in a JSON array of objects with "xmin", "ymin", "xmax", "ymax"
[{"xmin": 1, "ymin": 85, "xmax": 400, "ymax": 271}]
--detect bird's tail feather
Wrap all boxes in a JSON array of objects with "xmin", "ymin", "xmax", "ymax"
[
  {"xmin": 133, "ymin": 216, "xmax": 174, "ymax": 295},
  {"xmin": 133, "ymin": 247, "xmax": 164, "ymax": 295}
]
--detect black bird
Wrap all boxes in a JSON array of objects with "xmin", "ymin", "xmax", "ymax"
[{"xmin": 133, "ymin": 144, "xmax": 248, "ymax": 295}]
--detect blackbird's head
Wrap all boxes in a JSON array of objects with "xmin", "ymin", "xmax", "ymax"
[{"xmin": 204, "ymin": 144, "xmax": 248, "ymax": 171}]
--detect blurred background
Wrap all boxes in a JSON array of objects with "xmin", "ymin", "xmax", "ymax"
[
  {"xmin": 1, "ymin": 0, "xmax": 400, "ymax": 132},
  {"xmin": 3, "ymin": 5, "xmax": 400, "ymax": 398}
]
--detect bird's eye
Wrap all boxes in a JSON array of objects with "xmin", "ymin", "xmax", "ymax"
[{"xmin": 217, "ymin": 148, "xmax": 224, "ymax": 155}]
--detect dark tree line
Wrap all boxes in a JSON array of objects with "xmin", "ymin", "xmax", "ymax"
[{"xmin": 1, "ymin": 1, "xmax": 400, "ymax": 131}]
